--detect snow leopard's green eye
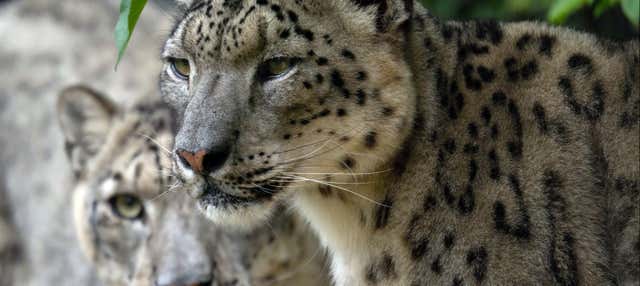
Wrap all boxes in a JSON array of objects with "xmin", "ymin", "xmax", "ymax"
[
  {"xmin": 267, "ymin": 58, "xmax": 290, "ymax": 76},
  {"xmin": 169, "ymin": 57, "xmax": 190, "ymax": 80},
  {"xmin": 109, "ymin": 194, "xmax": 144, "ymax": 220},
  {"xmin": 257, "ymin": 57, "xmax": 300, "ymax": 82}
]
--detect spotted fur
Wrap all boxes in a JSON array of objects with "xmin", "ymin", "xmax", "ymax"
[
  {"xmin": 161, "ymin": 1, "xmax": 639, "ymax": 285},
  {"xmin": 56, "ymin": 85, "xmax": 329, "ymax": 286}
]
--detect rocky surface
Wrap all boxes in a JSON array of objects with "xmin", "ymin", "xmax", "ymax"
[{"xmin": 0, "ymin": 0, "xmax": 174, "ymax": 284}]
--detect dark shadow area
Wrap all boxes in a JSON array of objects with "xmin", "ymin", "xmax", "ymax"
[{"xmin": 0, "ymin": 166, "xmax": 23, "ymax": 286}]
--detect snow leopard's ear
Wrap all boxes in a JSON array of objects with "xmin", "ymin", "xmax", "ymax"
[
  {"xmin": 335, "ymin": 0, "xmax": 414, "ymax": 33},
  {"xmin": 57, "ymin": 85, "xmax": 118, "ymax": 179}
]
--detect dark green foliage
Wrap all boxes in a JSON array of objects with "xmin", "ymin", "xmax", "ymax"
[
  {"xmin": 114, "ymin": 0, "xmax": 638, "ymax": 67},
  {"xmin": 420, "ymin": 0, "xmax": 638, "ymax": 40}
]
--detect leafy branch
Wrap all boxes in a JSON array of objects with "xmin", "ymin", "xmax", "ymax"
[
  {"xmin": 548, "ymin": 0, "xmax": 639, "ymax": 27},
  {"xmin": 114, "ymin": 0, "xmax": 148, "ymax": 69}
]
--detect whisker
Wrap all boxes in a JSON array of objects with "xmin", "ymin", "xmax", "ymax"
[
  {"xmin": 272, "ymin": 123, "xmax": 368, "ymax": 164},
  {"xmin": 227, "ymin": 170, "xmax": 279, "ymax": 196},
  {"xmin": 273, "ymin": 176, "xmax": 373, "ymax": 185},
  {"xmin": 271, "ymin": 136, "xmax": 333, "ymax": 155},
  {"xmin": 280, "ymin": 175, "xmax": 389, "ymax": 207},
  {"xmin": 150, "ymin": 168, "xmax": 176, "ymax": 175},
  {"xmin": 279, "ymin": 136, "xmax": 336, "ymax": 164},
  {"xmin": 272, "ymin": 139, "xmax": 347, "ymax": 168},
  {"xmin": 277, "ymin": 124, "xmax": 373, "ymax": 167},
  {"xmin": 137, "ymin": 132, "xmax": 172, "ymax": 155},
  {"xmin": 282, "ymin": 169, "xmax": 392, "ymax": 176},
  {"xmin": 150, "ymin": 188, "xmax": 178, "ymax": 202}
]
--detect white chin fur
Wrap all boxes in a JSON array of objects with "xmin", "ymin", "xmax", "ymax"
[{"xmin": 197, "ymin": 200, "xmax": 275, "ymax": 231}]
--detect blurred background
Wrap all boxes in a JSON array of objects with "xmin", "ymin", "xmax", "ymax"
[
  {"xmin": 0, "ymin": 0, "xmax": 637, "ymax": 285},
  {"xmin": 0, "ymin": 0, "xmax": 173, "ymax": 285}
]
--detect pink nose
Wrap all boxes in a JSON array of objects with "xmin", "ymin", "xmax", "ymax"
[
  {"xmin": 177, "ymin": 149, "xmax": 208, "ymax": 174},
  {"xmin": 176, "ymin": 146, "xmax": 230, "ymax": 175}
]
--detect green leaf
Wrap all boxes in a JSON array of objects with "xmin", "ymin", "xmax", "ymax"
[
  {"xmin": 114, "ymin": 0, "xmax": 148, "ymax": 70},
  {"xmin": 621, "ymin": 0, "xmax": 639, "ymax": 27},
  {"xmin": 593, "ymin": 0, "xmax": 618, "ymax": 17},
  {"xmin": 548, "ymin": 0, "xmax": 589, "ymax": 24}
]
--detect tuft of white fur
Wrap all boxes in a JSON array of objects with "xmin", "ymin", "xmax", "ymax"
[
  {"xmin": 198, "ymin": 199, "xmax": 277, "ymax": 231},
  {"xmin": 292, "ymin": 182, "xmax": 375, "ymax": 286}
]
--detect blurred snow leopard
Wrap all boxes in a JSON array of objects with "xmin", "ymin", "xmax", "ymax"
[{"xmin": 56, "ymin": 85, "xmax": 330, "ymax": 286}]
